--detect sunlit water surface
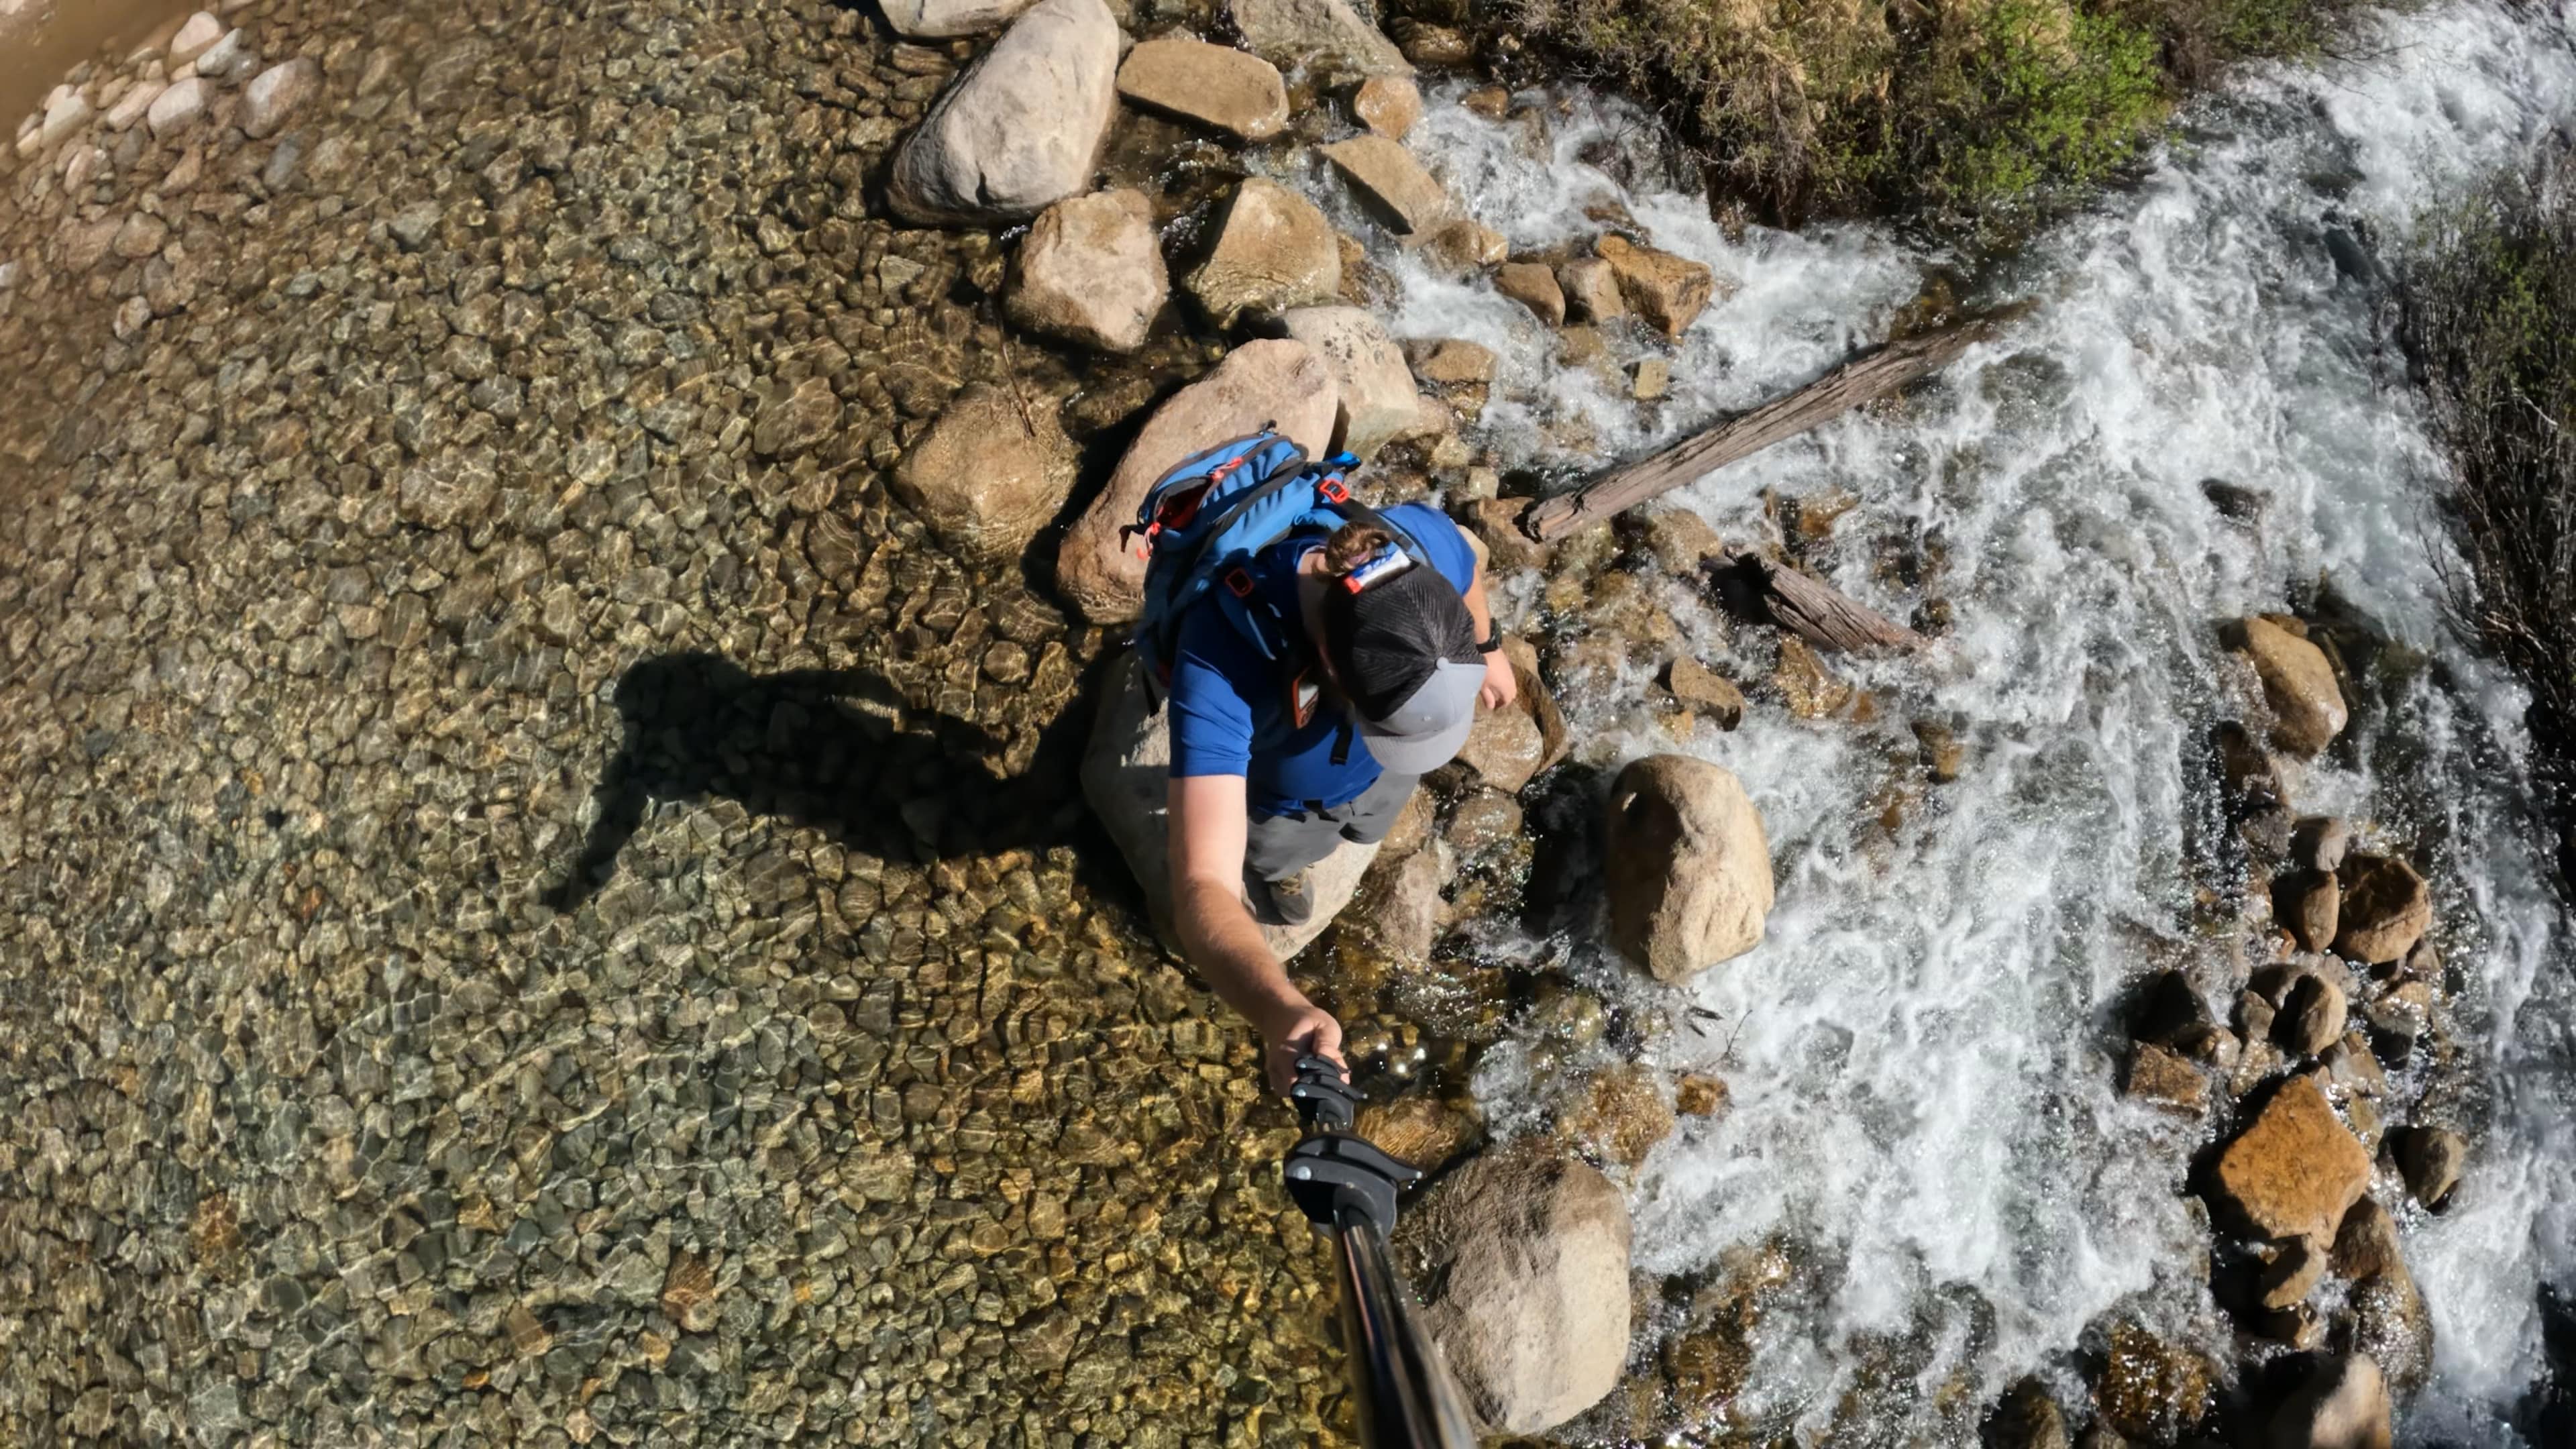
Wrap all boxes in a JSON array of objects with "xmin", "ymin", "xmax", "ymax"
[{"xmin": 1284, "ymin": 4, "xmax": 2576, "ymax": 1440}]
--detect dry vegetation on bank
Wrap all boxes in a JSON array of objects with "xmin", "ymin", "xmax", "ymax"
[
  {"xmin": 1498, "ymin": 0, "xmax": 2369, "ymax": 226},
  {"xmin": 2400, "ymin": 160, "xmax": 2576, "ymax": 883}
]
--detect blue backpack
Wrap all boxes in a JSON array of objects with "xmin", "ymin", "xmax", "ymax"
[{"xmin": 1124, "ymin": 427, "xmax": 1422, "ymax": 696}]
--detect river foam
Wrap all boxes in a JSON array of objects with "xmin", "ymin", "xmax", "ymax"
[{"xmin": 1304, "ymin": 2, "xmax": 2576, "ymax": 1439}]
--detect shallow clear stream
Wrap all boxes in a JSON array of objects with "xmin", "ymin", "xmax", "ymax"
[{"xmin": 1309, "ymin": 4, "xmax": 2576, "ymax": 1440}]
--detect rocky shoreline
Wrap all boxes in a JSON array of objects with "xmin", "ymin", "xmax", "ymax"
[{"xmin": 0, "ymin": 0, "xmax": 2516, "ymax": 1444}]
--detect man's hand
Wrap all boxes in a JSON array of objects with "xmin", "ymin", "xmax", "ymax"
[
  {"xmin": 1256, "ymin": 996, "xmax": 1345, "ymax": 1094},
  {"xmin": 1480, "ymin": 649, "xmax": 1519, "ymax": 710}
]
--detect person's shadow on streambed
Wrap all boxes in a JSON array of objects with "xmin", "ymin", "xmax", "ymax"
[{"xmin": 544, "ymin": 651, "xmax": 1093, "ymax": 910}]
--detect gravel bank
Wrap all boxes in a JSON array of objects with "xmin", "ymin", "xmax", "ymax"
[{"xmin": 0, "ymin": 0, "xmax": 1347, "ymax": 1443}]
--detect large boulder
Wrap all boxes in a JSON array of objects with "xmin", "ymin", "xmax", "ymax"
[
  {"xmin": 892, "ymin": 384, "xmax": 1079, "ymax": 566},
  {"xmin": 1275, "ymin": 305, "xmax": 1432, "ymax": 458},
  {"xmin": 1114, "ymin": 38, "xmax": 1288, "ymax": 141},
  {"xmin": 1322, "ymin": 136, "xmax": 1452, "ymax": 237},
  {"xmin": 2267, "ymin": 1354, "xmax": 2391, "ymax": 1449},
  {"xmin": 879, "ymin": 0, "xmax": 1040, "ymax": 38},
  {"xmin": 2237, "ymin": 616, "xmax": 2349, "ymax": 756},
  {"xmin": 2210, "ymin": 1075, "xmax": 2371, "ymax": 1246},
  {"xmin": 1008, "ymin": 188, "xmax": 1167, "ymax": 354},
  {"xmin": 1389, "ymin": 1142, "xmax": 1630, "ymax": 1436},
  {"xmin": 1081, "ymin": 653, "xmax": 1377, "ymax": 961},
  {"xmin": 2332, "ymin": 854, "xmax": 2430, "ymax": 965},
  {"xmin": 1057, "ymin": 339, "xmax": 1340, "ymax": 623},
  {"xmin": 1228, "ymin": 0, "xmax": 1413, "ymax": 79},
  {"xmin": 888, "ymin": 0, "xmax": 1120, "ymax": 226},
  {"xmin": 1604, "ymin": 755, "xmax": 1774, "ymax": 982},
  {"xmin": 1595, "ymin": 235, "xmax": 1716, "ymax": 339},
  {"xmin": 1184, "ymin": 177, "xmax": 1342, "ymax": 329}
]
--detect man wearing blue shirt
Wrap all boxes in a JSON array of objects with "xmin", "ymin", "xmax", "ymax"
[{"xmin": 1165, "ymin": 503, "xmax": 1516, "ymax": 1091}]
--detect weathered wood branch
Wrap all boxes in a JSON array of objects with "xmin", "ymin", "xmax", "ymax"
[
  {"xmin": 1703, "ymin": 547, "xmax": 1927, "ymax": 655},
  {"xmin": 1520, "ymin": 315, "xmax": 1998, "ymax": 543}
]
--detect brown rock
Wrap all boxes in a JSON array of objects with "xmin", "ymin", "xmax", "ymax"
[
  {"xmin": 1227, "ymin": 0, "xmax": 1413, "ymax": 79},
  {"xmin": 1322, "ymin": 135, "xmax": 1452, "ymax": 235},
  {"xmin": 2237, "ymin": 616, "xmax": 2349, "ymax": 756},
  {"xmin": 506, "ymin": 1303, "xmax": 552, "ymax": 1358},
  {"xmin": 1389, "ymin": 1143, "xmax": 1631, "ymax": 1435},
  {"xmin": 2332, "ymin": 855, "xmax": 2430, "ymax": 965},
  {"xmin": 1007, "ymin": 189, "xmax": 1167, "ymax": 353},
  {"xmin": 2267, "ymin": 1353, "xmax": 2392, "ymax": 1449},
  {"xmin": 2294, "ymin": 816, "xmax": 2353, "ymax": 873},
  {"xmin": 1772, "ymin": 636, "xmax": 1854, "ymax": 718},
  {"xmin": 1605, "ymin": 755, "xmax": 1775, "ymax": 982},
  {"xmin": 2275, "ymin": 973, "xmax": 2348, "ymax": 1059},
  {"xmin": 1559, "ymin": 255, "xmax": 1626, "ymax": 323},
  {"xmin": 1675, "ymin": 1074, "xmax": 1728, "ymax": 1117},
  {"xmin": 2125, "ymin": 1041, "xmax": 2208, "ymax": 1115},
  {"xmin": 1057, "ymin": 339, "xmax": 1338, "ymax": 621},
  {"xmin": 1460, "ymin": 496, "xmax": 1547, "ymax": 570},
  {"xmin": 1405, "ymin": 337, "xmax": 1497, "ymax": 386},
  {"xmin": 1595, "ymin": 234, "xmax": 1716, "ymax": 339},
  {"xmin": 1639, "ymin": 508, "xmax": 1725, "ymax": 573},
  {"xmin": 2211, "ymin": 1075, "xmax": 2372, "ymax": 1244},
  {"xmin": 2258, "ymin": 1237, "xmax": 2326, "ymax": 1310},
  {"xmin": 893, "ymin": 384, "xmax": 1079, "ymax": 568},
  {"xmin": 1495, "ymin": 260, "xmax": 1565, "ymax": 325},
  {"xmin": 1114, "ymin": 38, "xmax": 1288, "ymax": 140},
  {"xmin": 752, "ymin": 376, "xmax": 841, "ymax": 458},
  {"xmin": 1356, "ymin": 841, "xmax": 1446, "ymax": 963},
  {"xmin": 1500, "ymin": 635, "xmax": 1572, "ymax": 776},
  {"xmin": 1913, "ymin": 719, "xmax": 1966, "ymax": 783},
  {"xmin": 2397, "ymin": 1126, "xmax": 2463, "ymax": 1210},
  {"xmin": 1420, "ymin": 216, "xmax": 1507, "ymax": 274},
  {"xmin": 1456, "ymin": 700, "xmax": 1546, "ymax": 793},
  {"xmin": 1558, "ymin": 1063, "xmax": 1674, "ymax": 1168},
  {"xmin": 1277, "ymin": 305, "xmax": 1435, "ymax": 458},
  {"xmin": 1185, "ymin": 177, "xmax": 1342, "ymax": 328},
  {"xmin": 1352, "ymin": 74, "xmax": 1421, "ymax": 138},
  {"xmin": 1664, "ymin": 658, "xmax": 1745, "ymax": 729},
  {"xmin": 2275, "ymin": 869, "xmax": 2341, "ymax": 953},
  {"xmin": 1988, "ymin": 1378, "xmax": 2072, "ymax": 1449},
  {"xmin": 660, "ymin": 1252, "xmax": 719, "ymax": 1333},
  {"xmin": 1400, "ymin": 22, "xmax": 1474, "ymax": 65},
  {"xmin": 2096, "ymin": 1321, "xmax": 2215, "ymax": 1444},
  {"xmin": 1356, "ymin": 1093, "xmax": 1483, "ymax": 1171},
  {"xmin": 2330, "ymin": 1195, "xmax": 2404, "ymax": 1282}
]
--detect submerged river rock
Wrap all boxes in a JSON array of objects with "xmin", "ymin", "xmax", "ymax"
[{"xmin": 0, "ymin": 0, "xmax": 1356, "ymax": 1443}]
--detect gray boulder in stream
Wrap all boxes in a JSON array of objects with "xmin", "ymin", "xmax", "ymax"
[
  {"xmin": 1605, "ymin": 754, "xmax": 1775, "ymax": 981},
  {"xmin": 1390, "ymin": 1141, "xmax": 1631, "ymax": 1435},
  {"xmin": 888, "ymin": 0, "xmax": 1120, "ymax": 225}
]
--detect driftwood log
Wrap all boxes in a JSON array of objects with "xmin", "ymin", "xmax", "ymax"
[
  {"xmin": 1703, "ymin": 547, "xmax": 1927, "ymax": 655},
  {"xmin": 1519, "ymin": 315, "xmax": 1997, "ymax": 543},
  {"xmin": 1517, "ymin": 313, "xmax": 2000, "ymax": 655}
]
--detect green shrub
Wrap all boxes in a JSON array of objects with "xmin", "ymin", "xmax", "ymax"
[
  {"xmin": 1507, "ymin": 0, "xmax": 2364, "ymax": 226},
  {"xmin": 2399, "ymin": 165, "xmax": 2576, "ymax": 881}
]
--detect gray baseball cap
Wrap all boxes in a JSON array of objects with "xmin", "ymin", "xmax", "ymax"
[{"xmin": 1356, "ymin": 658, "xmax": 1485, "ymax": 773}]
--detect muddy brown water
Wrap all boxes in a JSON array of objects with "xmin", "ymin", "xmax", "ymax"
[{"xmin": 1, "ymin": 0, "xmax": 198, "ymax": 124}]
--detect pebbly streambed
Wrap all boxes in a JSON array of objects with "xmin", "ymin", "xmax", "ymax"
[{"xmin": 1, "ymin": 0, "xmax": 2573, "ymax": 1444}]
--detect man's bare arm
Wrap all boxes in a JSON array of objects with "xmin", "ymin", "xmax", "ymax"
[
  {"xmin": 1458, "ymin": 549, "xmax": 1518, "ymax": 710},
  {"xmin": 1168, "ymin": 773, "xmax": 1345, "ymax": 1091}
]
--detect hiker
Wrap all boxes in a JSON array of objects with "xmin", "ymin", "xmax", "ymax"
[{"xmin": 1130, "ymin": 431, "xmax": 1515, "ymax": 1092}]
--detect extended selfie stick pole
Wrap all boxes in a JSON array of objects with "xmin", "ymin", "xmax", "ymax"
[{"xmin": 1281, "ymin": 1056, "xmax": 1478, "ymax": 1449}]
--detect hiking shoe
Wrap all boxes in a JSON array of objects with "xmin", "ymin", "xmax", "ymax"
[{"xmin": 1254, "ymin": 869, "xmax": 1314, "ymax": 928}]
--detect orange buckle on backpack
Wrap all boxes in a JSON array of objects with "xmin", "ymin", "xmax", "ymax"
[
  {"xmin": 1317, "ymin": 475, "xmax": 1349, "ymax": 504},
  {"xmin": 1225, "ymin": 568, "xmax": 1256, "ymax": 598}
]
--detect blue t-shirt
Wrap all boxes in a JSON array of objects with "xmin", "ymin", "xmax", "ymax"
[{"xmin": 1167, "ymin": 502, "xmax": 1480, "ymax": 815}]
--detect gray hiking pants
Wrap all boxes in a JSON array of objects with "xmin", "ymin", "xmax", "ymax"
[{"xmin": 1243, "ymin": 769, "xmax": 1420, "ymax": 883}]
